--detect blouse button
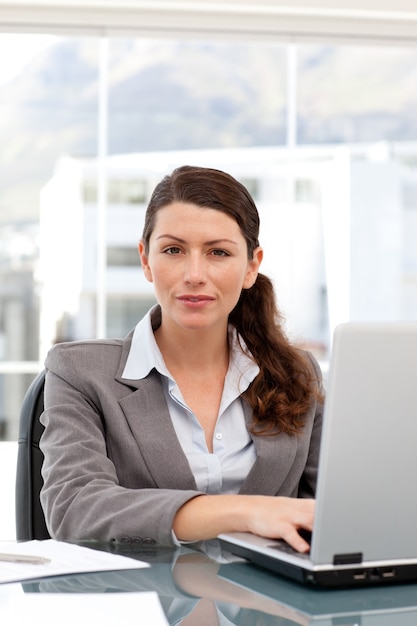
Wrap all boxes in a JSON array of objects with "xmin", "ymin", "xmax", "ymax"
[{"xmin": 215, "ymin": 432, "xmax": 222, "ymax": 440}]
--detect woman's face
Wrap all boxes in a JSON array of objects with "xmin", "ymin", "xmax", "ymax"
[{"xmin": 139, "ymin": 202, "xmax": 262, "ymax": 335}]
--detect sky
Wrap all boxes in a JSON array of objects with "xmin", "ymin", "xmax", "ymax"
[{"xmin": 0, "ymin": 33, "xmax": 57, "ymax": 85}]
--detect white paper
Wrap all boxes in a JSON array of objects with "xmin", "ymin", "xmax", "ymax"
[
  {"xmin": 0, "ymin": 539, "xmax": 149, "ymax": 584},
  {"xmin": 0, "ymin": 591, "xmax": 169, "ymax": 626}
]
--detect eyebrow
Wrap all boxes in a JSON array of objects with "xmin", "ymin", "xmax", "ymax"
[{"xmin": 155, "ymin": 234, "xmax": 239, "ymax": 246}]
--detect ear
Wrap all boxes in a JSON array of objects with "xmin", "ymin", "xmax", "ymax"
[
  {"xmin": 138, "ymin": 240, "xmax": 153, "ymax": 283},
  {"xmin": 243, "ymin": 246, "xmax": 263, "ymax": 289}
]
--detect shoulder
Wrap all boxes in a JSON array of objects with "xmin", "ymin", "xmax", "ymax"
[
  {"xmin": 297, "ymin": 349, "xmax": 325, "ymax": 400},
  {"xmin": 46, "ymin": 336, "xmax": 126, "ymax": 362},
  {"xmin": 304, "ymin": 350, "xmax": 323, "ymax": 379},
  {"xmin": 45, "ymin": 333, "xmax": 133, "ymax": 381}
]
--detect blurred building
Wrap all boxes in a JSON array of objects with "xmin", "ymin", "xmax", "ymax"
[
  {"xmin": 38, "ymin": 144, "xmax": 417, "ymax": 365},
  {"xmin": 0, "ymin": 224, "xmax": 40, "ymax": 438}
]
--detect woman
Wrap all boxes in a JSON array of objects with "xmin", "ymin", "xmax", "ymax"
[{"xmin": 40, "ymin": 165, "xmax": 323, "ymax": 552}]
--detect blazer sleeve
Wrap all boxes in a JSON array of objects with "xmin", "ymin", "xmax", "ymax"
[{"xmin": 39, "ymin": 342, "xmax": 204, "ymax": 546}]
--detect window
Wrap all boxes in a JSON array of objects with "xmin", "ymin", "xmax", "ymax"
[
  {"xmin": 1, "ymin": 28, "xmax": 417, "ymax": 440},
  {"xmin": 240, "ymin": 178, "xmax": 259, "ymax": 202},
  {"xmin": 83, "ymin": 178, "xmax": 148, "ymax": 204},
  {"xmin": 106, "ymin": 298, "xmax": 156, "ymax": 339},
  {"xmin": 107, "ymin": 246, "xmax": 140, "ymax": 267},
  {"xmin": 0, "ymin": 33, "xmax": 99, "ymax": 440},
  {"xmin": 403, "ymin": 182, "xmax": 417, "ymax": 211},
  {"xmin": 294, "ymin": 178, "xmax": 321, "ymax": 204}
]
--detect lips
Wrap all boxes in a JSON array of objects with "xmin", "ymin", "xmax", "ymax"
[{"xmin": 178, "ymin": 295, "xmax": 215, "ymax": 302}]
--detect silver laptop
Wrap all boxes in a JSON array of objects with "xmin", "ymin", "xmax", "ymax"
[{"xmin": 219, "ymin": 322, "xmax": 417, "ymax": 587}]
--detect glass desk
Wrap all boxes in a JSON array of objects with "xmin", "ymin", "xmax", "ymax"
[{"xmin": 1, "ymin": 540, "xmax": 417, "ymax": 625}]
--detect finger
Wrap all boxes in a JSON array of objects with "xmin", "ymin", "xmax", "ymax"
[{"xmin": 281, "ymin": 527, "xmax": 311, "ymax": 553}]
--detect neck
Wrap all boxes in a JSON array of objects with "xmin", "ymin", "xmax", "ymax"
[{"xmin": 154, "ymin": 323, "xmax": 230, "ymax": 375}]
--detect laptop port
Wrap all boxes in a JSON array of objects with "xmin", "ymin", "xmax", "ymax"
[
  {"xmin": 353, "ymin": 571, "xmax": 367, "ymax": 580},
  {"xmin": 369, "ymin": 567, "xmax": 397, "ymax": 580},
  {"xmin": 381, "ymin": 568, "xmax": 396, "ymax": 578}
]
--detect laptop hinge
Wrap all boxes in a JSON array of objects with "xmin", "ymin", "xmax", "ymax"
[{"xmin": 333, "ymin": 552, "xmax": 363, "ymax": 565}]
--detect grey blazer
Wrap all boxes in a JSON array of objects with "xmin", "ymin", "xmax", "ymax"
[{"xmin": 40, "ymin": 332, "xmax": 323, "ymax": 546}]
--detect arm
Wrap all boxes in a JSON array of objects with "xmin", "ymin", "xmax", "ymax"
[
  {"xmin": 173, "ymin": 494, "xmax": 314, "ymax": 552},
  {"xmin": 40, "ymin": 343, "xmax": 204, "ymax": 545}
]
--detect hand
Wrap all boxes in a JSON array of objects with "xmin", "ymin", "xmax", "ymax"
[
  {"xmin": 173, "ymin": 494, "xmax": 314, "ymax": 553},
  {"xmin": 245, "ymin": 496, "xmax": 314, "ymax": 553}
]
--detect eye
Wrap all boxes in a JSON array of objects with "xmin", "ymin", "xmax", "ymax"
[
  {"xmin": 211, "ymin": 249, "xmax": 230, "ymax": 257},
  {"xmin": 163, "ymin": 246, "xmax": 182, "ymax": 255}
]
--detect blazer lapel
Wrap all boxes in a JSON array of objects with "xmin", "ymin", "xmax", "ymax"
[
  {"xmin": 114, "ymin": 334, "xmax": 297, "ymax": 496},
  {"xmin": 239, "ymin": 402, "xmax": 298, "ymax": 496},
  {"xmin": 117, "ymin": 370, "xmax": 198, "ymax": 491}
]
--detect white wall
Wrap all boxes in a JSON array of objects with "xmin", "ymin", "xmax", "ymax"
[{"xmin": 350, "ymin": 161, "xmax": 403, "ymax": 321}]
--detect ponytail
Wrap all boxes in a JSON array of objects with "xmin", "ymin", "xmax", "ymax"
[{"xmin": 230, "ymin": 273, "xmax": 321, "ymax": 435}]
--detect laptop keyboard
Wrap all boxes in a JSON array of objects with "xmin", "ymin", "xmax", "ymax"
[{"xmin": 267, "ymin": 534, "xmax": 312, "ymax": 561}]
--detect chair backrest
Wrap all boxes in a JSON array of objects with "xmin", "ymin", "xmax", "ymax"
[{"xmin": 15, "ymin": 370, "xmax": 51, "ymax": 540}]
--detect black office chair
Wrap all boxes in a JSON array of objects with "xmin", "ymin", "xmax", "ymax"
[{"xmin": 15, "ymin": 369, "xmax": 51, "ymax": 540}]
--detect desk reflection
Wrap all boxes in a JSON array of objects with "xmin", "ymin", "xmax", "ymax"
[{"xmin": 22, "ymin": 541, "xmax": 417, "ymax": 626}]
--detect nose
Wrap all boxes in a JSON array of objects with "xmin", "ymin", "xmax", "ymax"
[{"xmin": 183, "ymin": 252, "xmax": 206, "ymax": 285}]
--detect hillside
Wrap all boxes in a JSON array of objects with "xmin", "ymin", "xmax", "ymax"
[{"xmin": 1, "ymin": 37, "xmax": 417, "ymax": 222}]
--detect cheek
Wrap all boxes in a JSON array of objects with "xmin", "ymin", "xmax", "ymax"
[
  {"xmin": 148, "ymin": 260, "xmax": 173, "ymax": 289},
  {"xmin": 143, "ymin": 252, "xmax": 169, "ymax": 285},
  {"xmin": 220, "ymin": 266, "xmax": 248, "ymax": 293}
]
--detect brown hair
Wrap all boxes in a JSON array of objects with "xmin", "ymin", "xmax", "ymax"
[{"xmin": 142, "ymin": 165, "xmax": 321, "ymax": 435}]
